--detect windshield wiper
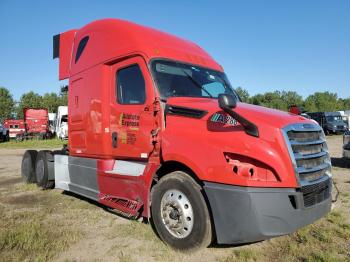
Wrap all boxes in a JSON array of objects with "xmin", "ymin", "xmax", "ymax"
[{"xmin": 176, "ymin": 64, "xmax": 213, "ymax": 98}]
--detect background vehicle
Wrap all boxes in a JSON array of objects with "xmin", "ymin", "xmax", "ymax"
[
  {"xmin": 17, "ymin": 108, "xmax": 51, "ymax": 140},
  {"xmin": 343, "ymin": 131, "xmax": 350, "ymax": 159},
  {"xmin": 0, "ymin": 123, "xmax": 9, "ymax": 142},
  {"xmin": 3, "ymin": 119, "xmax": 25, "ymax": 139},
  {"xmin": 288, "ymin": 105, "xmax": 310, "ymax": 119},
  {"xmin": 48, "ymin": 113, "xmax": 57, "ymax": 135},
  {"xmin": 338, "ymin": 110, "xmax": 350, "ymax": 131},
  {"xmin": 21, "ymin": 19, "xmax": 332, "ymax": 251},
  {"xmin": 308, "ymin": 111, "xmax": 347, "ymax": 134},
  {"xmin": 55, "ymin": 106, "xmax": 68, "ymax": 139}
]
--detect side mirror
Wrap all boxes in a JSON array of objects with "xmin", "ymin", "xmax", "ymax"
[
  {"xmin": 217, "ymin": 93, "xmax": 259, "ymax": 137},
  {"xmin": 218, "ymin": 94, "xmax": 237, "ymax": 110}
]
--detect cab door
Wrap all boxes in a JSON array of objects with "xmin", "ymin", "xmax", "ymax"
[{"xmin": 109, "ymin": 56, "xmax": 156, "ymax": 159}]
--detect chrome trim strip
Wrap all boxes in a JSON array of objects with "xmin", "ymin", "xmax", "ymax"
[
  {"xmin": 299, "ymin": 171, "xmax": 331, "ymax": 187},
  {"xmin": 290, "ymin": 139, "xmax": 325, "ymax": 146},
  {"xmin": 294, "ymin": 151, "xmax": 328, "ymax": 160},
  {"xmin": 297, "ymin": 162, "xmax": 331, "ymax": 174}
]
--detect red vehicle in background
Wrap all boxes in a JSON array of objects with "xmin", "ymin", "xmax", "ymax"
[
  {"xmin": 17, "ymin": 108, "xmax": 51, "ymax": 140},
  {"xmin": 3, "ymin": 119, "xmax": 25, "ymax": 139},
  {"xmin": 289, "ymin": 105, "xmax": 311, "ymax": 119}
]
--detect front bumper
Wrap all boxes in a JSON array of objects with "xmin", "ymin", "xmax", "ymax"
[
  {"xmin": 330, "ymin": 127, "xmax": 346, "ymax": 133},
  {"xmin": 203, "ymin": 179, "xmax": 332, "ymax": 244}
]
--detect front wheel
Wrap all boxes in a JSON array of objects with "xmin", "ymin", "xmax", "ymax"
[{"xmin": 151, "ymin": 171, "xmax": 212, "ymax": 251}]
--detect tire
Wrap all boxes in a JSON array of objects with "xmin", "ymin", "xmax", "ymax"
[
  {"xmin": 5, "ymin": 131, "xmax": 10, "ymax": 141},
  {"xmin": 21, "ymin": 150, "xmax": 38, "ymax": 183},
  {"xmin": 324, "ymin": 129, "xmax": 330, "ymax": 136},
  {"xmin": 35, "ymin": 150, "xmax": 55, "ymax": 189},
  {"xmin": 151, "ymin": 171, "xmax": 212, "ymax": 251}
]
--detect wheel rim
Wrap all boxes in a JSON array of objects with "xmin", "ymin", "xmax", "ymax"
[
  {"xmin": 36, "ymin": 159, "xmax": 45, "ymax": 184},
  {"xmin": 160, "ymin": 189, "xmax": 194, "ymax": 239}
]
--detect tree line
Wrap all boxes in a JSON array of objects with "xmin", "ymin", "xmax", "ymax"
[
  {"xmin": 235, "ymin": 87, "xmax": 350, "ymax": 113},
  {"xmin": 0, "ymin": 86, "xmax": 67, "ymax": 122},
  {"xmin": 0, "ymin": 86, "xmax": 349, "ymax": 122}
]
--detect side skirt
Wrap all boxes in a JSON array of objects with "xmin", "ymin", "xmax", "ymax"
[
  {"xmin": 54, "ymin": 155, "xmax": 99, "ymax": 201},
  {"xmin": 54, "ymin": 155, "xmax": 160, "ymax": 217}
]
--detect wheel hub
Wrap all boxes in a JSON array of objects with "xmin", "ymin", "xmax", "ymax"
[{"xmin": 160, "ymin": 189, "xmax": 194, "ymax": 238}]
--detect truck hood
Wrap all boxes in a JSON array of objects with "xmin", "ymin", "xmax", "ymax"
[{"xmin": 166, "ymin": 97, "xmax": 311, "ymax": 130}]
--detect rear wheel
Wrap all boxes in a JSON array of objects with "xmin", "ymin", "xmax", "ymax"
[
  {"xmin": 21, "ymin": 150, "xmax": 38, "ymax": 183},
  {"xmin": 151, "ymin": 171, "xmax": 212, "ymax": 251},
  {"xmin": 35, "ymin": 150, "xmax": 55, "ymax": 189}
]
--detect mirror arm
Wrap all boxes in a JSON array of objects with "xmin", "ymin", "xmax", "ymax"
[{"xmin": 221, "ymin": 107, "xmax": 259, "ymax": 137}]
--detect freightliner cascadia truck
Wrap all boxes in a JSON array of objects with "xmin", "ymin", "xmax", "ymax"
[{"xmin": 21, "ymin": 19, "xmax": 332, "ymax": 251}]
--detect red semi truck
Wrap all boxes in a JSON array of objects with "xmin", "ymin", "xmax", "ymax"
[
  {"xmin": 3, "ymin": 119, "xmax": 25, "ymax": 139},
  {"xmin": 21, "ymin": 19, "xmax": 332, "ymax": 250},
  {"xmin": 17, "ymin": 108, "xmax": 51, "ymax": 140}
]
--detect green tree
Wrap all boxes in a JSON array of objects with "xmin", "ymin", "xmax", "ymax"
[
  {"xmin": 17, "ymin": 91, "xmax": 42, "ymax": 118},
  {"xmin": 281, "ymin": 91, "xmax": 303, "ymax": 110},
  {"xmin": 304, "ymin": 92, "xmax": 341, "ymax": 112},
  {"xmin": 339, "ymin": 98, "xmax": 350, "ymax": 110},
  {"xmin": 41, "ymin": 92, "xmax": 61, "ymax": 113},
  {"xmin": 59, "ymin": 85, "xmax": 68, "ymax": 106},
  {"xmin": 250, "ymin": 91, "xmax": 285, "ymax": 110},
  {"xmin": 0, "ymin": 87, "xmax": 15, "ymax": 122},
  {"xmin": 235, "ymin": 87, "xmax": 250, "ymax": 103}
]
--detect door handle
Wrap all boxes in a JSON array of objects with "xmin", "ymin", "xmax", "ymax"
[{"xmin": 112, "ymin": 132, "xmax": 118, "ymax": 148}]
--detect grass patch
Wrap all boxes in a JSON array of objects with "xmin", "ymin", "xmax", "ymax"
[
  {"xmin": 117, "ymin": 251, "xmax": 132, "ymax": 262},
  {"xmin": 0, "ymin": 138, "xmax": 66, "ymax": 149},
  {"xmin": 116, "ymin": 221, "xmax": 157, "ymax": 241},
  {"xmin": 0, "ymin": 208, "xmax": 81, "ymax": 262},
  {"xmin": 305, "ymin": 251, "xmax": 346, "ymax": 262},
  {"xmin": 341, "ymin": 192, "xmax": 350, "ymax": 198},
  {"xmin": 259, "ymin": 210, "xmax": 350, "ymax": 262},
  {"xmin": 0, "ymin": 182, "xmax": 102, "ymax": 262},
  {"xmin": 221, "ymin": 248, "xmax": 257, "ymax": 262}
]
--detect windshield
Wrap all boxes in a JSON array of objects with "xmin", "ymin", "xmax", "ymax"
[
  {"xmin": 326, "ymin": 116, "xmax": 343, "ymax": 122},
  {"xmin": 151, "ymin": 59, "xmax": 238, "ymax": 100}
]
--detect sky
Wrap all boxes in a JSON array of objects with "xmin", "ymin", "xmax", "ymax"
[{"xmin": 0, "ymin": 0, "xmax": 349, "ymax": 101}]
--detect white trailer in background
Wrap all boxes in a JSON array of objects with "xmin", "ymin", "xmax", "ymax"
[
  {"xmin": 48, "ymin": 113, "xmax": 57, "ymax": 135},
  {"xmin": 338, "ymin": 111, "xmax": 350, "ymax": 131},
  {"xmin": 56, "ymin": 106, "xmax": 68, "ymax": 139}
]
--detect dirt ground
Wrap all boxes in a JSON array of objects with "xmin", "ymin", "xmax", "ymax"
[{"xmin": 0, "ymin": 136, "xmax": 349, "ymax": 262}]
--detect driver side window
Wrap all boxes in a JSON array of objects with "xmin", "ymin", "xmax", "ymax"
[{"xmin": 116, "ymin": 64, "xmax": 146, "ymax": 104}]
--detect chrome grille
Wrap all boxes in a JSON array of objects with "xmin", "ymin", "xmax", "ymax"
[
  {"xmin": 296, "ymin": 154, "xmax": 327, "ymax": 169},
  {"xmin": 283, "ymin": 123, "xmax": 332, "ymax": 207},
  {"xmin": 292, "ymin": 143, "xmax": 324, "ymax": 155},
  {"xmin": 283, "ymin": 123, "xmax": 331, "ymax": 183},
  {"xmin": 287, "ymin": 130, "xmax": 321, "ymax": 142}
]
